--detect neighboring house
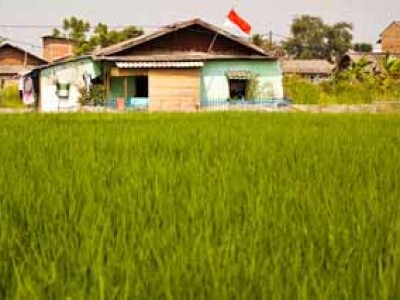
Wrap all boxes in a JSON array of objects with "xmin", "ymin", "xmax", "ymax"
[
  {"xmin": 377, "ymin": 22, "xmax": 400, "ymax": 53},
  {"xmin": 0, "ymin": 42, "xmax": 47, "ymax": 89},
  {"xmin": 30, "ymin": 18, "xmax": 284, "ymax": 112},
  {"xmin": 337, "ymin": 51, "xmax": 400, "ymax": 73},
  {"xmin": 337, "ymin": 52, "xmax": 380, "ymax": 73},
  {"xmin": 280, "ymin": 59, "xmax": 334, "ymax": 82}
]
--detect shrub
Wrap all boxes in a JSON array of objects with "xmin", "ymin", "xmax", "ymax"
[
  {"xmin": 283, "ymin": 75, "xmax": 320, "ymax": 104},
  {"xmin": 78, "ymin": 85, "xmax": 105, "ymax": 106},
  {"xmin": 0, "ymin": 84, "xmax": 24, "ymax": 108}
]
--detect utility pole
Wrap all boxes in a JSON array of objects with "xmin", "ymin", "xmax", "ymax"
[{"xmin": 268, "ymin": 30, "xmax": 273, "ymax": 47}]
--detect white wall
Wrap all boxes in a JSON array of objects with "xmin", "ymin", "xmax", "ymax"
[{"xmin": 39, "ymin": 58, "xmax": 101, "ymax": 112}]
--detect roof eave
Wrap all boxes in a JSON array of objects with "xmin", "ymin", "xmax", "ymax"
[
  {"xmin": 26, "ymin": 55, "xmax": 93, "ymax": 76},
  {"xmin": 93, "ymin": 55, "xmax": 276, "ymax": 62}
]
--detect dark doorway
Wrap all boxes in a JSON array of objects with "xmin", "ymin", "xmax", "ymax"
[
  {"xmin": 229, "ymin": 79, "xmax": 247, "ymax": 100},
  {"xmin": 136, "ymin": 76, "xmax": 149, "ymax": 97}
]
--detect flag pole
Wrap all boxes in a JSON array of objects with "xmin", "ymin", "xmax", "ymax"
[
  {"xmin": 207, "ymin": 33, "xmax": 219, "ymax": 53},
  {"xmin": 232, "ymin": 0, "xmax": 238, "ymax": 9}
]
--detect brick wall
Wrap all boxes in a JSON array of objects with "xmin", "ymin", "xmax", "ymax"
[
  {"xmin": 42, "ymin": 36, "xmax": 75, "ymax": 62},
  {"xmin": 381, "ymin": 24, "xmax": 400, "ymax": 53}
]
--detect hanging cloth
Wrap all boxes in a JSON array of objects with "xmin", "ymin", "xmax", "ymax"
[{"xmin": 23, "ymin": 76, "xmax": 35, "ymax": 105}]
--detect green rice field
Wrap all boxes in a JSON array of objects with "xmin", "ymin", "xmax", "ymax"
[{"xmin": 1, "ymin": 113, "xmax": 400, "ymax": 299}]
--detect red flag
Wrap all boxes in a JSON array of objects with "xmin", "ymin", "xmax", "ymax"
[{"xmin": 227, "ymin": 9, "xmax": 252, "ymax": 35}]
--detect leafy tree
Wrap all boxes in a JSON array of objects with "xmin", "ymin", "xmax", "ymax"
[
  {"xmin": 353, "ymin": 43, "xmax": 373, "ymax": 53},
  {"xmin": 251, "ymin": 34, "xmax": 286, "ymax": 57},
  {"xmin": 284, "ymin": 15, "xmax": 327, "ymax": 59},
  {"xmin": 325, "ymin": 22, "xmax": 353, "ymax": 60},
  {"xmin": 284, "ymin": 15, "xmax": 353, "ymax": 61},
  {"xmin": 251, "ymin": 34, "xmax": 264, "ymax": 48},
  {"xmin": 52, "ymin": 17, "xmax": 144, "ymax": 55},
  {"xmin": 62, "ymin": 17, "xmax": 91, "ymax": 43},
  {"xmin": 90, "ymin": 23, "xmax": 143, "ymax": 49}
]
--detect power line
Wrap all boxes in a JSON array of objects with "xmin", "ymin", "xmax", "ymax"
[
  {"xmin": 0, "ymin": 24, "xmax": 292, "ymax": 39},
  {"xmin": 2, "ymin": 37, "xmax": 43, "ymax": 48},
  {"xmin": 0, "ymin": 24, "xmax": 163, "ymax": 29}
]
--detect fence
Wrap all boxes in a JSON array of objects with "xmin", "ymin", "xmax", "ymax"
[
  {"xmin": 69, "ymin": 98, "xmax": 294, "ymax": 113},
  {"xmin": 101, "ymin": 97, "xmax": 149, "ymax": 112},
  {"xmin": 82, "ymin": 98, "xmax": 292, "ymax": 112},
  {"xmin": 200, "ymin": 99, "xmax": 293, "ymax": 112}
]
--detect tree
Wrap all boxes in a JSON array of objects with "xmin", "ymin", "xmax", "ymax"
[
  {"xmin": 52, "ymin": 17, "xmax": 144, "ymax": 55},
  {"xmin": 353, "ymin": 43, "xmax": 373, "ymax": 53},
  {"xmin": 90, "ymin": 23, "xmax": 143, "ymax": 49},
  {"xmin": 325, "ymin": 22, "xmax": 353, "ymax": 60},
  {"xmin": 251, "ymin": 34, "xmax": 264, "ymax": 48},
  {"xmin": 284, "ymin": 15, "xmax": 353, "ymax": 61},
  {"xmin": 251, "ymin": 34, "xmax": 286, "ymax": 57}
]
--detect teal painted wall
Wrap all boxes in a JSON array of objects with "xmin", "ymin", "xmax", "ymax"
[
  {"xmin": 110, "ymin": 77, "xmax": 136, "ymax": 100},
  {"xmin": 201, "ymin": 60, "xmax": 283, "ymax": 100}
]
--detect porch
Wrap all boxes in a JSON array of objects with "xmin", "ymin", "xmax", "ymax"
[
  {"xmin": 103, "ymin": 63, "xmax": 203, "ymax": 112},
  {"xmin": 104, "ymin": 68, "xmax": 149, "ymax": 111}
]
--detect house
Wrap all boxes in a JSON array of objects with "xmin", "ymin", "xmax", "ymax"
[
  {"xmin": 280, "ymin": 59, "xmax": 334, "ymax": 82},
  {"xmin": 337, "ymin": 51, "xmax": 400, "ymax": 74},
  {"xmin": 377, "ymin": 22, "xmax": 400, "ymax": 53},
  {"xmin": 337, "ymin": 52, "xmax": 380, "ymax": 73},
  {"xmin": 30, "ymin": 19, "xmax": 284, "ymax": 112},
  {"xmin": 0, "ymin": 42, "xmax": 47, "ymax": 89}
]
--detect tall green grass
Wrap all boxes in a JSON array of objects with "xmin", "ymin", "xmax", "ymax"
[{"xmin": 1, "ymin": 113, "xmax": 400, "ymax": 299}]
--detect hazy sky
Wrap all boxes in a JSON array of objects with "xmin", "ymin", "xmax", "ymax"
[{"xmin": 0, "ymin": 0, "xmax": 399, "ymax": 55}]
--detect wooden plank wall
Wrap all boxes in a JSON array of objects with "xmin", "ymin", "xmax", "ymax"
[{"xmin": 149, "ymin": 69, "xmax": 200, "ymax": 112}]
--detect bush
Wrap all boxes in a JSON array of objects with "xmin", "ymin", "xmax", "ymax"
[
  {"xmin": 0, "ymin": 84, "xmax": 24, "ymax": 108},
  {"xmin": 283, "ymin": 75, "xmax": 320, "ymax": 104},
  {"xmin": 78, "ymin": 85, "xmax": 105, "ymax": 106},
  {"xmin": 283, "ymin": 72, "xmax": 400, "ymax": 105}
]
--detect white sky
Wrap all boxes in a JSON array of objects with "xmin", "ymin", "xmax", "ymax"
[{"xmin": 0, "ymin": 0, "xmax": 399, "ymax": 55}]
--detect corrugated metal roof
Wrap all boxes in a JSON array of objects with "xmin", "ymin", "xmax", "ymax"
[
  {"xmin": 226, "ymin": 70, "xmax": 252, "ymax": 79},
  {"xmin": 116, "ymin": 61, "xmax": 204, "ymax": 68},
  {"xmin": 281, "ymin": 59, "xmax": 335, "ymax": 75}
]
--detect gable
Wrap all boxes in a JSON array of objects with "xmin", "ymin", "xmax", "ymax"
[
  {"xmin": 95, "ymin": 19, "xmax": 270, "ymax": 59},
  {"xmin": 0, "ymin": 44, "xmax": 46, "ymax": 66},
  {"xmin": 381, "ymin": 22, "xmax": 400, "ymax": 37},
  {"xmin": 114, "ymin": 24, "xmax": 260, "ymax": 57}
]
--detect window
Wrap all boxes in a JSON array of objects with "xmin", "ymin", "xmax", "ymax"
[
  {"xmin": 56, "ymin": 82, "xmax": 70, "ymax": 99},
  {"xmin": 135, "ymin": 76, "xmax": 148, "ymax": 98},
  {"xmin": 226, "ymin": 70, "xmax": 252, "ymax": 100},
  {"xmin": 229, "ymin": 79, "xmax": 247, "ymax": 100}
]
